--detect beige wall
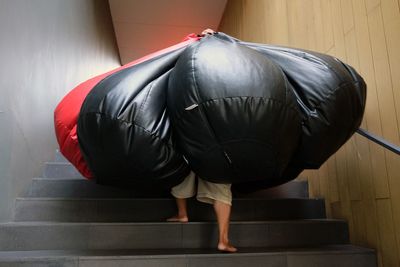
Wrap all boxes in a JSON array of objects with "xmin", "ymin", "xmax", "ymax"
[
  {"xmin": 0, "ymin": 0, "xmax": 120, "ymax": 222},
  {"xmin": 219, "ymin": 1, "xmax": 400, "ymax": 266}
]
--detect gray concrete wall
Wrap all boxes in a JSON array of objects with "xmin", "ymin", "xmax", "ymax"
[{"xmin": 0, "ymin": 0, "xmax": 120, "ymax": 222}]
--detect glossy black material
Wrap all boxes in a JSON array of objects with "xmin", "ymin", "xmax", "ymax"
[
  {"xmin": 238, "ymin": 36, "xmax": 366, "ymax": 169},
  {"xmin": 167, "ymin": 34, "xmax": 302, "ymax": 183},
  {"xmin": 77, "ymin": 32, "xmax": 366, "ymax": 191},
  {"xmin": 77, "ymin": 48, "xmax": 190, "ymax": 190}
]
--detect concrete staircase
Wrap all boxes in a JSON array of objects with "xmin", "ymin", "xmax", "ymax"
[{"xmin": 0, "ymin": 151, "xmax": 377, "ymax": 266}]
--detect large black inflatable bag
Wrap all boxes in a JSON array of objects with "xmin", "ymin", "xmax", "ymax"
[
  {"xmin": 77, "ymin": 48, "xmax": 190, "ymax": 190},
  {"xmin": 207, "ymin": 33, "xmax": 366, "ymax": 193},
  {"xmin": 167, "ymin": 34, "xmax": 302, "ymax": 184},
  {"xmin": 228, "ymin": 34, "xmax": 367, "ymax": 169}
]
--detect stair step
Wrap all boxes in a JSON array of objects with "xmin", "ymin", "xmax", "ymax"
[
  {"xmin": 0, "ymin": 245, "xmax": 376, "ymax": 267},
  {"xmin": 43, "ymin": 163, "xmax": 84, "ymax": 179},
  {"xmin": 0, "ymin": 220, "xmax": 348, "ymax": 251},
  {"xmin": 27, "ymin": 177, "xmax": 173, "ymax": 198},
  {"xmin": 8, "ymin": 149, "xmax": 373, "ymax": 266},
  {"xmin": 54, "ymin": 150, "xmax": 69, "ymax": 163},
  {"xmin": 14, "ymin": 198, "xmax": 326, "ymax": 222},
  {"xmin": 25, "ymin": 178, "xmax": 309, "ymax": 199}
]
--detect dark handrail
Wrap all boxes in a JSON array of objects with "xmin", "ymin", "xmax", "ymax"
[{"xmin": 356, "ymin": 128, "xmax": 400, "ymax": 155}]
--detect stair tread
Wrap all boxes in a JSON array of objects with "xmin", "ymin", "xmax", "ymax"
[
  {"xmin": 32, "ymin": 177, "xmax": 308, "ymax": 183},
  {"xmin": 1, "ymin": 219, "xmax": 345, "ymax": 226},
  {"xmin": 33, "ymin": 177, "xmax": 85, "ymax": 180},
  {"xmin": 14, "ymin": 197, "xmax": 326, "ymax": 222},
  {"xmin": 45, "ymin": 162, "xmax": 74, "ymax": 165},
  {"xmin": 0, "ymin": 245, "xmax": 375, "ymax": 258},
  {"xmin": 32, "ymin": 177, "xmax": 87, "ymax": 180},
  {"xmin": 24, "ymin": 177, "xmax": 310, "ymax": 199},
  {"xmin": 15, "ymin": 197, "xmax": 319, "ymax": 201},
  {"xmin": 0, "ymin": 219, "xmax": 349, "ymax": 251}
]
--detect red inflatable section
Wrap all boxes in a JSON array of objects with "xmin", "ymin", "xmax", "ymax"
[{"xmin": 54, "ymin": 34, "xmax": 201, "ymax": 179}]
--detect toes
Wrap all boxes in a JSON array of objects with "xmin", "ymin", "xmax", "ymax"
[
  {"xmin": 218, "ymin": 243, "xmax": 237, "ymax": 253},
  {"xmin": 166, "ymin": 216, "xmax": 188, "ymax": 222}
]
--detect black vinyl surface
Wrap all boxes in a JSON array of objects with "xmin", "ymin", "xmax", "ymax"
[{"xmin": 78, "ymin": 32, "xmax": 366, "ymax": 191}]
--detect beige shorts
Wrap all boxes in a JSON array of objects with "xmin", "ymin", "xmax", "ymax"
[{"xmin": 171, "ymin": 171, "xmax": 232, "ymax": 206}]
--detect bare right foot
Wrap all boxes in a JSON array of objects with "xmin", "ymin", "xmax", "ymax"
[
  {"xmin": 217, "ymin": 242, "xmax": 237, "ymax": 253},
  {"xmin": 166, "ymin": 215, "xmax": 188, "ymax": 223}
]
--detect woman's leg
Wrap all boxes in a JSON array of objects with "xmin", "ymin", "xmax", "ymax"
[
  {"xmin": 167, "ymin": 171, "xmax": 196, "ymax": 222},
  {"xmin": 213, "ymin": 200, "xmax": 237, "ymax": 252},
  {"xmin": 197, "ymin": 178, "xmax": 237, "ymax": 252},
  {"xmin": 167, "ymin": 198, "xmax": 189, "ymax": 222}
]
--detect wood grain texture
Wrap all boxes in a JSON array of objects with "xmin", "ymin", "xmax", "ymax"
[{"xmin": 219, "ymin": 1, "xmax": 400, "ymax": 266}]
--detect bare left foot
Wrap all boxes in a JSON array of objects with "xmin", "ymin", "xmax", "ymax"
[
  {"xmin": 166, "ymin": 215, "xmax": 188, "ymax": 223},
  {"xmin": 217, "ymin": 242, "xmax": 237, "ymax": 253}
]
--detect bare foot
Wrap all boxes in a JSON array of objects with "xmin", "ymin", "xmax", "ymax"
[
  {"xmin": 217, "ymin": 242, "xmax": 238, "ymax": 253},
  {"xmin": 166, "ymin": 215, "xmax": 188, "ymax": 223}
]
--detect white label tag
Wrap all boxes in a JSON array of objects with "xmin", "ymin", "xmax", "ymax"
[{"xmin": 185, "ymin": 104, "xmax": 198, "ymax": 111}]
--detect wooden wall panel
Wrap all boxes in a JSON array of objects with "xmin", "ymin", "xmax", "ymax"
[
  {"xmin": 327, "ymin": 154, "xmax": 340, "ymax": 203},
  {"xmin": 351, "ymin": 199, "xmax": 367, "ymax": 244},
  {"xmin": 352, "ymin": 0, "xmax": 390, "ymax": 200},
  {"xmin": 311, "ymin": 0, "xmax": 325, "ymax": 53},
  {"xmin": 263, "ymin": 0, "xmax": 289, "ymax": 45},
  {"xmin": 381, "ymin": 1, "xmax": 400, "ymax": 138},
  {"xmin": 321, "ymin": 0, "xmax": 335, "ymax": 52},
  {"xmin": 366, "ymin": 0, "xmax": 382, "ymax": 12},
  {"xmin": 219, "ymin": 1, "xmax": 400, "ymax": 266},
  {"xmin": 377, "ymin": 198, "xmax": 399, "ymax": 267},
  {"xmin": 367, "ymin": 6, "xmax": 399, "ymax": 146},
  {"xmin": 241, "ymin": 0, "xmax": 266, "ymax": 42},
  {"xmin": 341, "ymin": 0, "xmax": 355, "ymax": 34}
]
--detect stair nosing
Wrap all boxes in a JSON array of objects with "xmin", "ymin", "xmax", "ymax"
[
  {"xmin": 1, "ymin": 219, "xmax": 346, "ymax": 226},
  {"xmin": 0, "ymin": 245, "xmax": 376, "ymax": 259},
  {"xmin": 15, "ymin": 197, "xmax": 322, "ymax": 201},
  {"xmin": 45, "ymin": 162, "xmax": 73, "ymax": 165},
  {"xmin": 33, "ymin": 177, "xmax": 85, "ymax": 180}
]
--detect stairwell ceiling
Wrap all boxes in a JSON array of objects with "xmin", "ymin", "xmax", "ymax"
[{"xmin": 108, "ymin": 0, "xmax": 227, "ymax": 65}]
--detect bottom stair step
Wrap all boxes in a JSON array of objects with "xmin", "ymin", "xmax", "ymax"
[
  {"xmin": 0, "ymin": 220, "xmax": 349, "ymax": 250},
  {"xmin": 0, "ymin": 245, "xmax": 377, "ymax": 267}
]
